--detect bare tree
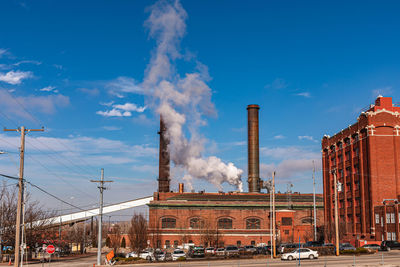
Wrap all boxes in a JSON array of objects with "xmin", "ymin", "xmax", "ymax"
[
  {"xmin": 109, "ymin": 224, "xmax": 122, "ymax": 254},
  {"xmin": 128, "ymin": 214, "xmax": 148, "ymax": 254},
  {"xmin": 0, "ymin": 182, "xmax": 56, "ymax": 257}
]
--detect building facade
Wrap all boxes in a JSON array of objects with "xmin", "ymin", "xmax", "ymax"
[
  {"xmin": 147, "ymin": 191, "xmax": 323, "ymax": 249},
  {"xmin": 322, "ymin": 96, "xmax": 400, "ymax": 246}
]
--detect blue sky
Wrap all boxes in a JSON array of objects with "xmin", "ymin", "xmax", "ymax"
[{"xmin": 1, "ymin": 0, "xmax": 400, "ymax": 213}]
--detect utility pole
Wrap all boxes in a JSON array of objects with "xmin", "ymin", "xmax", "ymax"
[
  {"xmin": 269, "ymin": 182, "xmax": 272, "ymax": 259},
  {"xmin": 4, "ymin": 126, "xmax": 44, "ymax": 267},
  {"xmin": 312, "ymin": 160, "xmax": 317, "ymax": 241},
  {"xmin": 333, "ymin": 169, "xmax": 339, "ymax": 256},
  {"xmin": 272, "ymin": 171, "xmax": 276, "ymax": 258},
  {"xmin": 91, "ymin": 169, "xmax": 113, "ymax": 266}
]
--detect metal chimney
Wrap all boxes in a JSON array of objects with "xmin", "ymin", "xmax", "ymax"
[
  {"xmin": 247, "ymin": 104, "xmax": 261, "ymax": 193},
  {"xmin": 158, "ymin": 117, "xmax": 170, "ymax": 192}
]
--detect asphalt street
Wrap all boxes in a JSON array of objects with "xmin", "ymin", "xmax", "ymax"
[{"xmin": 26, "ymin": 251, "xmax": 400, "ymax": 267}]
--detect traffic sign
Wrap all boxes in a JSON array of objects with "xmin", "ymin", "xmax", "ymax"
[{"xmin": 46, "ymin": 245, "xmax": 55, "ymax": 254}]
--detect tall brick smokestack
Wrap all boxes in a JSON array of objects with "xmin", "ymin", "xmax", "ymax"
[
  {"xmin": 158, "ymin": 117, "xmax": 170, "ymax": 192},
  {"xmin": 247, "ymin": 104, "xmax": 261, "ymax": 193}
]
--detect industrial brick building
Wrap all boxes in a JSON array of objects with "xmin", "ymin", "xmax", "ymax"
[
  {"xmin": 148, "ymin": 191, "xmax": 323, "ymax": 248},
  {"xmin": 147, "ymin": 104, "xmax": 324, "ymax": 249},
  {"xmin": 322, "ymin": 96, "xmax": 400, "ymax": 246}
]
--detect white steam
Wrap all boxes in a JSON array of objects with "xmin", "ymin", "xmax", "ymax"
[{"xmin": 142, "ymin": 0, "xmax": 243, "ymax": 191}]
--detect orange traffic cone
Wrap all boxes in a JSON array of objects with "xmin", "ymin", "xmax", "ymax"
[{"xmin": 8, "ymin": 258, "xmax": 11, "ymax": 265}]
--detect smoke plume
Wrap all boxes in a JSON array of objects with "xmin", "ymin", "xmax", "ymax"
[{"xmin": 143, "ymin": 0, "xmax": 243, "ymax": 191}]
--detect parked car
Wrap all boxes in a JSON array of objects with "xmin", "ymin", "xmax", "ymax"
[
  {"xmin": 361, "ymin": 244, "xmax": 381, "ymax": 251},
  {"xmin": 154, "ymin": 250, "xmax": 166, "ymax": 261},
  {"xmin": 126, "ymin": 250, "xmax": 155, "ymax": 261},
  {"xmin": 381, "ymin": 240, "xmax": 400, "ymax": 251},
  {"xmin": 305, "ymin": 241, "xmax": 323, "ymax": 247},
  {"xmin": 172, "ymin": 249, "xmax": 186, "ymax": 261},
  {"xmin": 244, "ymin": 245, "xmax": 257, "ymax": 254},
  {"xmin": 189, "ymin": 247, "xmax": 205, "ymax": 258},
  {"xmin": 216, "ymin": 247, "xmax": 225, "ymax": 256},
  {"xmin": 339, "ymin": 243, "xmax": 356, "ymax": 251},
  {"xmin": 225, "ymin": 246, "xmax": 240, "ymax": 257},
  {"xmin": 323, "ymin": 243, "xmax": 335, "ymax": 248},
  {"xmin": 205, "ymin": 247, "xmax": 216, "ymax": 254},
  {"xmin": 278, "ymin": 243, "xmax": 298, "ymax": 254},
  {"xmin": 281, "ymin": 248, "xmax": 319, "ymax": 261}
]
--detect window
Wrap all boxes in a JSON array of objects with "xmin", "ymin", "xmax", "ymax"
[
  {"xmin": 392, "ymin": 232, "xmax": 397, "ymax": 241},
  {"xmin": 282, "ymin": 217, "xmax": 292, "ymax": 226},
  {"xmin": 246, "ymin": 218, "xmax": 261, "ymax": 229},
  {"xmin": 375, "ymin": 214, "xmax": 380, "ymax": 224},
  {"xmin": 339, "ymin": 169, "xmax": 344, "ymax": 178},
  {"xmin": 386, "ymin": 214, "xmax": 391, "ymax": 224},
  {"xmin": 165, "ymin": 240, "xmax": 170, "ymax": 248},
  {"xmin": 354, "ymin": 147, "xmax": 359, "ymax": 156},
  {"xmin": 381, "ymin": 217, "xmax": 384, "ymax": 227},
  {"xmin": 391, "ymin": 213, "xmax": 395, "ymax": 224},
  {"xmin": 338, "ymin": 142, "xmax": 343, "ymax": 149},
  {"xmin": 218, "ymin": 218, "xmax": 232, "ymax": 229},
  {"xmin": 174, "ymin": 240, "xmax": 179, "ymax": 248},
  {"xmin": 162, "ymin": 218, "xmax": 176, "ymax": 229},
  {"xmin": 190, "ymin": 218, "xmax": 204, "ymax": 229},
  {"xmin": 284, "ymin": 230, "xmax": 290, "ymax": 235},
  {"xmin": 251, "ymin": 240, "xmax": 256, "ymax": 246},
  {"xmin": 387, "ymin": 232, "xmax": 391, "ymax": 241},
  {"xmin": 237, "ymin": 241, "xmax": 241, "ymax": 247},
  {"xmin": 354, "ymin": 134, "xmax": 359, "ymax": 142}
]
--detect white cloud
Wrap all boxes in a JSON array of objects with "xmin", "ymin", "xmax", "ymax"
[
  {"xmin": 97, "ymin": 102, "xmax": 146, "ymax": 117},
  {"xmin": 78, "ymin": 87, "xmax": 99, "ymax": 96},
  {"xmin": 102, "ymin": 126, "xmax": 122, "ymax": 131},
  {"xmin": 39, "ymin": 86, "xmax": 58, "ymax": 93},
  {"xmin": 113, "ymin": 103, "xmax": 147, "ymax": 113},
  {"xmin": 260, "ymin": 146, "xmax": 320, "ymax": 160},
  {"xmin": 0, "ymin": 49, "xmax": 8, "ymax": 58},
  {"xmin": 96, "ymin": 109, "xmax": 131, "ymax": 117},
  {"xmin": 0, "ymin": 70, "xmax": 33, "ymax": 85},
  {"xmin": 296, "ymin": 92, "xmax": 311, "ymax": 98},
  {"xmin": 273, "ymin": 135, "xmax": 285, "ymax": 140},
  {"xmin": 13, "ymin": 60, "xmax": 41, "ymax": 66},
  {"xmin": 261, "ymin": 159, "xmax": 321, "ymax": 182},
  {"xmin": 298, "ymin": 135, "xmax": 317, "ymax": 142},
  {"xmin": 106, "ymin": 76, "xmax": 144, "ymax": 97},
  {"xmin": 0, "ymin": 89, "xmax": 70, "ymax": 119},
  {"xmin": 264, "ymin": 78, "xmax": 288, "ymax": 90}
]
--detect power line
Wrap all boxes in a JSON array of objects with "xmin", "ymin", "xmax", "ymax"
[
  {"xmin": 4, "ymin": 90, "xmax": 100, "ymax": 176},
  {"xmin": 24, "ymin": 153, "xmax": 97, "ymax": 200}
]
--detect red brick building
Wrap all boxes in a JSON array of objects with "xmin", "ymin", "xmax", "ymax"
[
  {"xmin": 322, "ymin": 96, "xmax": 400, "ymax": 246},
  {"xmin": 147, "ymin": 191, "xmax": 323, "ymax": 249}
]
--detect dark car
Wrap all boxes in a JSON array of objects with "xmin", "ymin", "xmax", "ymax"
[
  {"xmin": 305, "ymin": 241, "xmax": 323, "ymax": 247},
  {"xmin": 339, "ymin": 243, "xmax": 356, "ymax": 251},
  {"xmin": 381, "ymin": 241, "xmax": 400, "ymax": 251},
  {"xmin": 225, "ymin": 246, "xmax": 240, "ymax": 257},
  {"xmin": 189, "ymin": 247, "xmax": 205, "ymax": 258}
]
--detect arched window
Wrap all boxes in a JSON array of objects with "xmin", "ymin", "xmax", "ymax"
[
  {"xmin": 246, "ymin": 218, "xmax": 261, "ymax": 229},
  {"xmin": 301, "ymin": 217, "xmax": 313, "ymax": 224},
  {"xmin": 189, "ymin": 217, "xmax": 204, "ymax": 229},
  {"xmin": 218, "ymin": 218, "xmax": 232, "ymax": 229},
  {"xmin": 161, "ymin": 217, "xmax": 176, "ymax": 228}
]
